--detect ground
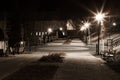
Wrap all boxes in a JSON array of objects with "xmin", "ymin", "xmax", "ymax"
[{"xmin": 0, "ymin": 39, "xmax": 120, "ymax": 80}]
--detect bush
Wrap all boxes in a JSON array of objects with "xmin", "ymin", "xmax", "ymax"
[{"xmin": 39, "ymin": 53, "xmax": 65, "ymax": 63}]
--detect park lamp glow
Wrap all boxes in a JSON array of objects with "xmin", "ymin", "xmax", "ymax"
[
  {"xmin": 80, "ymin": 26, "xmax": 86, "ymax": 31},
  {"xmin": 95, "ymin": 13, "xmax": 105, "ymax": 24},
  {"xmin": 63, "ymin": 32, "xmax": 65, "ymax": 35},
  {"xmin": 112, "ymin": 22, "xmax": 116, "ymax": 26},
  {"xmin": 48, "ymin": 28, "xmax": 52, "ymax": 33},
  {"xmin": 20, "ymin": 41, "xmax": 24, "ymax": 45},
  {"xmin": 59, "ymin": 27, "xmax": 63, "ymax": 31},
  {"xmin": 80, "ymin": 22, "xmax": 91, "ymax": 31},
  {"xmin": 84, "ymin": 22, "xmax": 91, "ymax": 29}
]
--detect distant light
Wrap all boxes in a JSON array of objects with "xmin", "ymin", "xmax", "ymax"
[
  {"xmin": 39, "ymin": 32, "xmax": 41, "ymax": 36},
  {"xmin": 80, "ymin": 26, "xmax": 86, "ymax": 31},
  {"xmin": 80, "ymin": 22, "xmax": 91, "ymax": 31},
  {"xmin": 20, "ymin": 41, "xmax": 24, "ymax": 45},
  {"xmin": 63, "ymin": 32, "xmax": 65, "ymax": 35},
  {"xmin": 30, "ymin": 32, "xmax": 33, "ymax": 35},
  {"xmin": 36, "ymin": 32, "xmax": 38, "ymax": 36},
  {"xmin": 45, "ymin": 32, "xmax": 48, "ymax": 34},
  {"xmin": 60, "ymin": 27, "xmax": 63, "ymax": 31},
  {"xmin": 48, "ymin": 28, "xmax": 52, "ymax": 33},
  {"xmin": 84, "ymin": 22, "xmax": 91, "ymax": 28},
  {"xmin": 112, "ymin": 22, "xmax": 116, "ymax": 26},
  {"xmin": 42, "ymin": 32, "xmax": 44, "ymax": 35}
]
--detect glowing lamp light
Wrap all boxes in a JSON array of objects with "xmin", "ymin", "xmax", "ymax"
[
  {"xmin": 80, "ymin": 26, "xmax": 86, "ymax": 31},
  {"xmin": 36, "ymin": 32, "xmax": 38, "ymax": 36},
  {"xmin": 48, "ymin": 28, "xmax": 52, "ymax": 33},
  {"xmin": 20, "ymin": 41, "xmax": 24, "ymax": 45},
  {"xmin": 60, "ymin": 27, "xmax": 63, "ymax": 31},
  {"xmin": 84, "ymin": 23, "xmax": 91, "ymax": 28},
  {"xmin": 112, "ymin": 22, "xmax": 116, "ymax": 26},
  {"xmin": 95, "ymin": 13, "xmax": 105, "ymax": 23},
  {"xmin": 63, "ymin": 32, "xmax": 65, "ymax": 35},
  {"xmin": 80, "ymin": 22, "xmax": 91, "ymax": 31}
]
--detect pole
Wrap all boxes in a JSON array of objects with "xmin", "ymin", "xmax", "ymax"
[
  {"xmin": 88, "ymin": 28, "xmax": 90, "ymax": 44},
  {"xmin": 97, "ymin": 23, "xmax": 101, "ymax": 55},
  {"xmin": 3, "ymin": 13, "xmax": 7, "ymax": 55}
]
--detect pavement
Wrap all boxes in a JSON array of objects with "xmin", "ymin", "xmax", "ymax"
[
  {"xmin": 0, "ymin": 39, "xmax": 120, "ymax": 80},
  {"xmin": 51, "ymin": 39, "xmax": 120, "ymax": 80},
  {"xmin": 0, "ymin": 52, "xmax": 48, "ymax": 80},
  {"xmin": 37, "ymin": 39, "xmax": 90, "ymax": 52},
  {"xmin": 53, "ymin": 53, "xmax": 120, "ymax": 80}
]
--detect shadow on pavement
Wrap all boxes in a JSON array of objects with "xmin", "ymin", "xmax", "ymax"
[
  {"xmin": 105, "ymin": 62, "xmax": 120, "ymax": 74},
  {"xmin": 2, "ymin": 64, "xmax": 58, "ymax": 80},
  {"xmin": 2, "ymin": 53, "xmax": 65, "ymax": 80}
]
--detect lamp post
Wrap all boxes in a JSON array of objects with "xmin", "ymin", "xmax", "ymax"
[
  {"xmin": 48, "ymin": 28, "xmax": 52, "ymax": 34},
  {"xmin": 95, "ymin": 13, "xmax": 105, "ymax": 55},
  {"xmin": 59, "ymin": 27, "xmax": 63, "ymax": 31},
  {"xmin": 112, "ymin": 22, "xmax": 116, "ymax": 26},
  {"xmin": 47, "ymin": 28, "xmax": 52, "ymax": 42},
  {"xmin": 80, "ymin": 22, "xmax": 91, "ymax": 44},
  {"xmin": 84, "ymin": 22, "xmax": 91, "ymax": 44}
]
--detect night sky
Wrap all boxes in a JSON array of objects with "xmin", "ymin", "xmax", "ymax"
[
  {"xmin": 0, "ymin": 0, "xmax": 120, "ymax": 20},
  {"xmin": 0, "ymin": 0, "xmax": 120, "ymax": 44}
]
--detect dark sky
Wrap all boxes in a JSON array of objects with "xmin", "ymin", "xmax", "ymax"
[{"xmin": 0, "ymin": 0, "xmax": 120, "ymax": 20}]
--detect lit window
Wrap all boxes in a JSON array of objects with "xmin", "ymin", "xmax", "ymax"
[{"xmin": 36, "ymin": 32, "xmax": 38, "ymax": 36}]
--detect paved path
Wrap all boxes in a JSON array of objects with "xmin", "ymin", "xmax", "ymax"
[
  {"xmin": 52, "ymin": 39, "xmax": 120, "ymax": 80},
  {"xmin": 38, "ymin": 39, "xmax": 89, "ymax": 52},
  {"xmin": 53, "ymin": 53, "xmax": 120, "ymax": 80},
  {"xmin": 0, "ymin": 39, "xmax": 120, "ymax": 80},
  {"xmin": 0, "ymin": 52, "xmax": 48, "ymax": 80}
]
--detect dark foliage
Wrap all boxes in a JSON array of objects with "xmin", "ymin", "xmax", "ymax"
[{"xmin": 39, "ymin": 53, "xmax": 65, "ymax": 63}]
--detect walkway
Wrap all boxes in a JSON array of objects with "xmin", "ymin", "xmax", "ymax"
[
  {"xmin": 0, "ymin": 39, "xmax": 120, "ymax": 80},
  {"xmin": 52, "ymin": 39, "xmax": 120, "ymax": 80}
]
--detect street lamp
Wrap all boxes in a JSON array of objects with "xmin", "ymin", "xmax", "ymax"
[
  {"xmin": 81, "ymin": 22, "xmax": 91, "ymax": 31},
  {"xmin": 95, "ymin": 13, "xmax": 105, "ymax": 23},
  {"xmin": 47, "ymin": 28, "xmax": 53, "ymax": 42},
  {"xmin": 80, "ymin": 25, "xmax": 86, "ymax": 43},
  {"xmin": 48, "ymin": 28, "xmax": 52, "ymax": 34},
  {"xmin": 112, "ymin": 22, "xmax": 116, "ymax": 26},
  {"xmin": 84, "ymin": 22, "xmax": 91, "ymax": 44},
  {"xmin": 59, "ymin": 27, "xmax": 63, "ymax": 31},
  {"xmin": 80, "ymin": 22, "xmax": 91, "ymax": 44},
  {"xmin": 95, "ymin": 12, "xmax": 105, "ymax": 55}
]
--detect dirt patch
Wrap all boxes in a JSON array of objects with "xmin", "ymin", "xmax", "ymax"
[{"xmin": 38, "ymin": 53, "xmax": 65, "ymax": 63}]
